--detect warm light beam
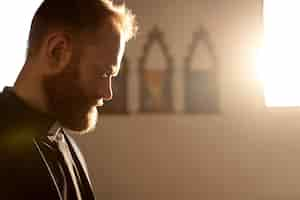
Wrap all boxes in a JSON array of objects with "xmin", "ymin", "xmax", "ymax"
[
  {"xmin": 0, "ymin": 1, "xmax": 42, "ymax": 89},
  {"xmin": 257, "ymin": 1, "xmax": 300, "ymax": 107}
]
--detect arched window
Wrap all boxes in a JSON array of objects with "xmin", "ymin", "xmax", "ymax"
[
  {"xmin": 184, "ymin": 27, "xmax": 219, "ymax": 113},
  {"xmin": 139, "ymin": 26, "xmax": 174, "ymax": 113}
]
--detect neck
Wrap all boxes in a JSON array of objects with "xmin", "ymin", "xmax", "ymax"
[{"xmin": 13, "ymin": 62, "xmax": 49, "ymax": 114}]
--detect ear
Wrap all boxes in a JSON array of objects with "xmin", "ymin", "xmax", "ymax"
[{"xmin": 45, "ymin": 32, "xmax": 72, "ymax": 74}]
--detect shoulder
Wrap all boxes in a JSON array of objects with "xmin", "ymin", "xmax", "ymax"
[
  {"xmin": 0, "ymin": 90, "xmax": 23, "ymax": 137},
  {"xmin": 0, "ymin": 90, "xmax": 41, "ymax": 151},
  {"xmin": 0, "ymin": 92, "xmax": 37, "ymax": 159}
]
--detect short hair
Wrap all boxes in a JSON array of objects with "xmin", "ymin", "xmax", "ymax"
[{"xmin": 27, "ymin": 0, "xmax": 138, "ymax": 58}]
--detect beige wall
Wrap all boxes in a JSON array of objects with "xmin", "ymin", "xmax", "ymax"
[{"xmin": 75, "ymin": 1, "xmax": 300, "ymax": 199}]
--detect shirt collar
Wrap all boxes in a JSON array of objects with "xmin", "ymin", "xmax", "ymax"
[{"xmin": 48, "ymin": 121, "xmax": 65, "ymax": 142}]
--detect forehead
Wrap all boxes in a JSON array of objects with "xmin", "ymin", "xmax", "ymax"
[
  {"xmin": 84, "ymin": 19, "xmax": 122, "ymax": 51},
  {"xmin": 77, "ymin": 19, "xmax": 125, "ymax": 73}
]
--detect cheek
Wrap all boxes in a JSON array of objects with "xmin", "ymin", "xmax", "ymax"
[
  {"xmin": 93, "ymin": 79, "xmax": 107, "ymax": 97},
  {"xmin": 80, "ymin": 75, "xmax": 105, "ymax": 98},
  {"xmin": 77, "ymin": 64, "xmax": 97, "ymax": 96},
  {"xmin": 80, "ymin": 77, "xmax": 98, "ymax": 98}
]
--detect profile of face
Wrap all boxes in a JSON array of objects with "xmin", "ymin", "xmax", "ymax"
[{"xmin": 43, "ymin": 20, "xmax": 125, "ymax": 134}]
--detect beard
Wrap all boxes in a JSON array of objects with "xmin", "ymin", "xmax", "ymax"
[{"xmin": 42, "ymin": 55, "xmax": 98, "ymax": 134}]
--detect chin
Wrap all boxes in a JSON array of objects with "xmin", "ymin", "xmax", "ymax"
[{"xmin": 64, "ymin": 106, "xmax": 99, "ymax": 135}]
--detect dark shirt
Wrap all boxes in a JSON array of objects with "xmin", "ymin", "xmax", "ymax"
[{"xmin": 0, "ymin": 87, "xmax": 95, "ymax": 200}]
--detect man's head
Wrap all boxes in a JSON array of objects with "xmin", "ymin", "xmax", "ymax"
[{"xmin": 24, "ymin": 0, "xmax": 137, "ymax": 134}]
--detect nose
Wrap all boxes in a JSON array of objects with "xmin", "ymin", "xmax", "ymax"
[{"xmin": 102, "ymin": 77, "xmax": 113, "ymax": 101}]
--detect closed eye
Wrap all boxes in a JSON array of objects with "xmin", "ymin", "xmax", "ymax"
[
  {"xmin": 100, "ymin": 71, "xmax": 118, "ymax": 79},
  {"xmin": 100, "ymin": 72, "xmax": 110, "ymax": 78},
  {"xmin": 99, "ymin": 65, "xmax": 119, "ymax": 79}
]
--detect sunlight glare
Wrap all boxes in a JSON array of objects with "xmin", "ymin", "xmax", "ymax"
[
  {"xmin": 0, "ymin": 1, "xmax": 42, "ymax": 90},
  {"xmin": 257, "ymin": 0, "xmax": 300, "ymax": 107}
]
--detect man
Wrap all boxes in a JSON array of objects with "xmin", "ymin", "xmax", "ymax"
[{"xmin": 0, "ymin": 0, "xmax": 137, "ymax": 199}]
